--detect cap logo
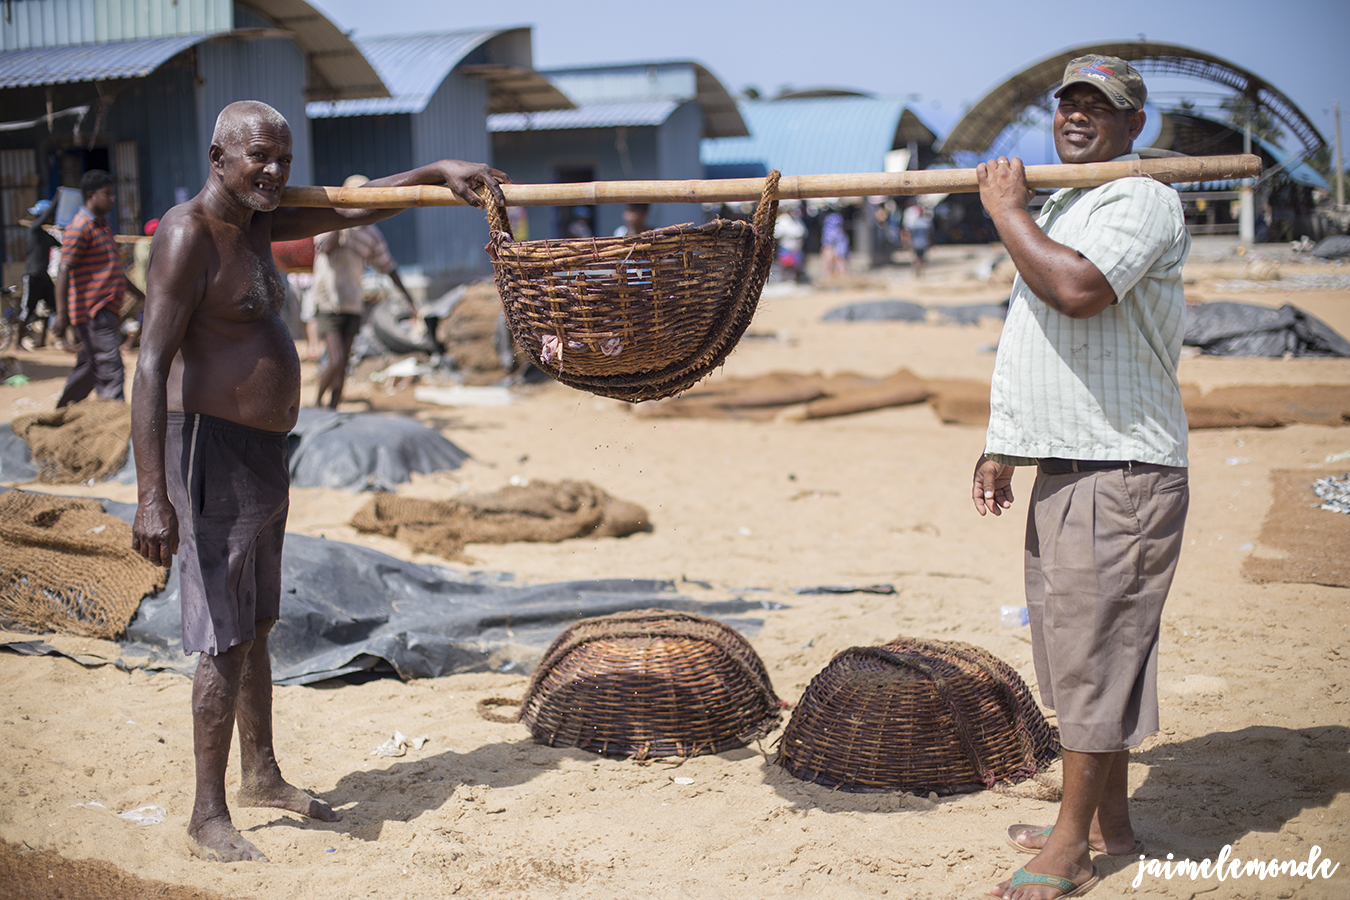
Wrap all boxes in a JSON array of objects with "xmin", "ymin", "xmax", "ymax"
[{"xmin": 1073, "ymin": 59, "xmax": 1115, "ymax": 82}]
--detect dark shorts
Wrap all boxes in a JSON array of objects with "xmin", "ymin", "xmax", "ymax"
[
  {"xmin": 1024, "ymin": 463, "xmax": 1188, "ymax": 752},
  {"xmin": 314, "ymin": 311, "xmax": 361, "ymax": 340},
  {"xmin": 20, "ymin": 273, "xmax": 55, "ymax": 321},
  {"xmin": 164, "ymin": 412, "xmax": 290, "ymax": 656}
]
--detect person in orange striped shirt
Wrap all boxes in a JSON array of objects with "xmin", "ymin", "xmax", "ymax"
[{"xmin": 53, "ymin": 169, "xmax": 144, "ymax": 407}]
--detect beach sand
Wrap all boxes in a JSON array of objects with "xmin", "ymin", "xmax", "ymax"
[{"xmin": 2, "ymin": 240, "xmax": 1348, "ymax": 899}]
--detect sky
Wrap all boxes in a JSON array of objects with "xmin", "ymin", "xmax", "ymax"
[{"xmin": 311, "ymin": 0, "xmax": 1349, "ymax": 168}]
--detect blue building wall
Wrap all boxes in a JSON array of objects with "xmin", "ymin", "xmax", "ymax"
[
  {"xmin": 411, "ymin": 71, "xmax": 494, "ymax": 289},
  {"xmin": 491, "ymin": 101, "xmax": 705, "ymax": 239},
  {"xmin": 0, "ymin": 51, "xmax": 201, "ymax": 230},
  {"xmin": 195, "ymin": 35, "xmax": 312, "ymax": 186},
  {"xmin": 102, "ymin": 52, "xmax": 203, "ymax": 221},
  {"xmin": 309, "ymin": 73, "xmax": 497, "ymax": 292},
  {"xmin": 309, "ymin": 114, "xmax": 417, "ymax": 271},
  {"xmin": 654, "ymin": 100, "xmax": 705, "ymax": 227}
]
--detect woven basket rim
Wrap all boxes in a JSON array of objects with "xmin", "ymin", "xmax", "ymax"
[
  {"xmin": 517, "ymin": 609, "xmax": 783, "ymax": 758},
  {"xmin": 482, "ymin": 173, "xmax": 781, "ymax": 401},
  {"xmin": 777, "ymin": 636, "xmax": 1059, "ymax": 794}
]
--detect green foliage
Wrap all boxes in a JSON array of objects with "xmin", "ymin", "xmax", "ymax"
[{"xmin": 1220, "ymin": 94, "xmax": 1285, "ymax": 148}]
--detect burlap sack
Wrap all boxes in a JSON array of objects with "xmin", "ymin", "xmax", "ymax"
[
  {"xmin": 350, "ymin": 479, "xmax": 650, "ymax": 560},
  {"xmin": 0, "ymin": 491, "xmax": 166, "ymax": 638}
]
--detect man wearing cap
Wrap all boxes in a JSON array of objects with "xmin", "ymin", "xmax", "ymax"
[
  {"xmin": 309, "ymin": 174, "xmax": 415, "ymax": 408},
  {"xmin": 971, "ymin": 56, "xmax": 1190, "ymax": 899},
  {"xmin": 19, "ymin": 198, "xmax": 59, "ymax": 349},
  {"xmin": 53, "ymin": 170, "xmax": 145, "ymax": 405}
]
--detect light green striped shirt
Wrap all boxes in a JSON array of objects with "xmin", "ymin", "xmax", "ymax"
[{"xmin": 985, "ymin": 157, "xmax": 1191, "ymax": 468}]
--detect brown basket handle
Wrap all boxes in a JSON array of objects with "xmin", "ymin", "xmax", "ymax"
[
  {"xmin": 476, "ymin": 696, "xmax": 522, "ymax": 724},
  {"xmin": 752, "ymin": 170, "xmax": 781, "ymax": 235},
  {"xmin": 477, "ymin": 184, "xmax": 514, "ymax": 241}
]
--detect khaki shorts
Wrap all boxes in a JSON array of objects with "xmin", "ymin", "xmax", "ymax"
[
  {"xmin": 1024, "ymin": 463, "xmax": 1188, "ymax": 752},
  {"xmin": 314, "ymin": 311, "xmax": 361, "ymax": 340}
]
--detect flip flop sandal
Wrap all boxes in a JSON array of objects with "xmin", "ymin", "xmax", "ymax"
[
  {"xmin": 1006, "ymin": 823, "xmax": 1144, "ymax": 856},
  {"xmin": 1008, "ymin": 865, "xmax": 1100, "ymax": 898}
]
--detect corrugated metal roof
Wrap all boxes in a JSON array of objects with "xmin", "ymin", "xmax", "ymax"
[
  {"xmin": 0, "ymin": 34, "xmax": 206, "ymax": 87},
  {"xmin": 545, "ymin": 64, "xmax": 697, "ymax": 105},
  {"xmin": 489, "ymin": 99, "xmax": 681, "ymax": 132},
  {"xmin": 237, "ymin": 0, "xmax": 388, "ymax": 101},
  {"xmin": 0, "ymin": 2, "xmax": 388, "ymax": 102},
  {"xmin": 307, "ymin": 30, "xmax": 500, "ymax": 117},
  {"xmin": 0, "ymin": 0, "xmax": 227, "ymax": 51},
  {"xmin": 701, "ymin": 97, "xmax": 923, "ymax": 175},
  {"xmin": 543, "ymin": 61, "xmax": 747, "ymax": 138}
]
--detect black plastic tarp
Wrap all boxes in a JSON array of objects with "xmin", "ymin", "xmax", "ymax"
[
  {"xmin": 822, "ymin": 299, "xmax": 1009, "ymax": 325},
  {"xmin": 0, "ymin": 427, "xmax": 39, "ymax": 483},
  {"xmin": 0, "ymin": 410, "xmax": 468, "ymax": 491},
  {"xmin": 286, "ymin": 408, "xmax": 468, "ymax": 491},
  {"xmin": 45, "ymin": 498, "xmax": 774, "ymax": 685},
  {"xmin": 823, "ymin": 300, "xmax": 927, "ymax": 322},
  {"xmin": 1183, "ymin": 301, "xmax": 1350, "ymax": 358},
  {"xmin": 1311, "ymin": 235, "xmax": 1350, "ymax": 260}
]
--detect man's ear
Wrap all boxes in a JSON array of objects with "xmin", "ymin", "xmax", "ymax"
[
  {"xmin": 208, "ymin": 143, "xmax": 224, "ymax": 172},
  {"xmin": 1128, "ymin": 109, "xmax": 1147, "ymax": 141}
]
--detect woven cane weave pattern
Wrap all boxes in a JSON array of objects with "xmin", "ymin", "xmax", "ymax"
[
  {"xmin": 778, "ymin": 636, "xmax": 1059, "ymax": 794},
  {"xmin": 483, "ymin": 173, "xmax": 779, "ymax": 402},
  {"xmin": 518, "ymin": 609, "xmax": 782, "ymax": 759}
]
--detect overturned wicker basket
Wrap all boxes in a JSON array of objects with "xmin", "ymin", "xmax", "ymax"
[
  {"xmin": 482, "ymin": 173, "xmax": 780, "ymax": 402},
  {"xmin": 778, "ymin": 636, "xmax": 1059, "ymax": 794},
  {"xmin": 506, "ymin": 609, "xmax": 783, "ymax": 759}
]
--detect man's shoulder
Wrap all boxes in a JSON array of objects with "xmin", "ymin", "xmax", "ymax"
[
  {"xmin": 64, "ymin": 209, "xmax": 95, "ymax": 237},
  {"xmin": 154, "ymin": 202, "xmax": 221, "ymax": 246},
  {"xmin": 145, "ymin": 204, "xmax": 225, "ymax": 278},
  {"xmin": 1087, "ymin": 174, "xmax": 1182, "ymax": 208}
]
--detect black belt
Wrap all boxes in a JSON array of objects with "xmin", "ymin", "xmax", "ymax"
[{"xmin": 1037, "ymin": 458, "xmax": 1130, "ymax": 476}]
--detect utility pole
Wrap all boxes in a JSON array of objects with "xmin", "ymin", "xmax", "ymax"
[
  {"xmin": 1238, "ymin": 118, "xmax": 1254, "ymax": 243},
  {"xmin": 1335, "ymin": 100, "xmax": 1344, "ymax": 210}
]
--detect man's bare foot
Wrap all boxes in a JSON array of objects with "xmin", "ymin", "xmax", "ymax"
[
  {"xmin": 187, "ymin": 814, "xmax": 268, "ymax": 863},
  {"xmin": 238, "ymin": 777, "xmax": 341, "ymax": 822},
  {"xmin": 1007, "ymin": 823, "xmax": 1141, "ymax": 856}
]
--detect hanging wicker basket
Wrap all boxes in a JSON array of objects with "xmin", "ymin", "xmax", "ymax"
[
  {"xmin": 777, "ymin": 636, "xmax": 1059, "ymax": 794},
  {"xmin": 482, "ymin": 173, "xmax": 780, "ymax": 402},
  {"xmin": 507, "ymin": 609, "xmax": 783, "ymax": 759}
]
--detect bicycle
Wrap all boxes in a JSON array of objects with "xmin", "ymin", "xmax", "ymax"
[
  {"xmin": 0, "ymin": 282, "xmax": 52, "ymax": 352},
  {"xmin": 0, "ymin": 283, "xmax": 20, "ymax": 352}
]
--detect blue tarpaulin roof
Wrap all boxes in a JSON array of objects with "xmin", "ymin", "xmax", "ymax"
[{"xmin": 0, "ymin": 34, "xmax": 206, "ymax": 88}]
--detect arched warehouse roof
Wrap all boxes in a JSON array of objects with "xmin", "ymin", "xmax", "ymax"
[{"xmin": 942, "ymin": 41, "xmax": 1325, "ymax": 159}]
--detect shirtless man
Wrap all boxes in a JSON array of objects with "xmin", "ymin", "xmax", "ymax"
[{"xmin": 130, "ymin": 100, "xmax": 506, "ymax": 862}]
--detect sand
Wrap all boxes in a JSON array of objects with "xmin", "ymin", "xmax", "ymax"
[{"xmin": 2, "ymin": 240, "xmax": 1349, "ymax": 899}]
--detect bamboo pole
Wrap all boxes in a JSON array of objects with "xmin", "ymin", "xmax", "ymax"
[{"xmin": 280, "ymin": 154, "xmax": 1261, "ymax": 210}]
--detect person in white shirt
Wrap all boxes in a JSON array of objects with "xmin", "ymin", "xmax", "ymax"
[
  {"xmin": 972, "ymin": 56, "xmax": 1191, "ymax": 900},
  {"xmin": 612, "ymin": 203, "xmax": 649, "ymax": 237},
  {"xmin": 309, "ymin": 174, "xmax": 414, "ymax": 408}
]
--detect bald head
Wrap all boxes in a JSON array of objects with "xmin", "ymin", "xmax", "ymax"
[
  {"xmin": 208, "ymin": 101, "xmax": 293, "ymax": 212},
  {"xmin": 212, "ymin": 101, "xmax": 289, "ymax": 149}
]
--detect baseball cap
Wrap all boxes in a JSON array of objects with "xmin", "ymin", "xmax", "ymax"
[
  {"xmin": 1054, "ymin": 55, "xmax": 1147, "ymax": 111},
  {"xmin": 27, "ymin": 198, "xmax": 52, "ymax": 217}
]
